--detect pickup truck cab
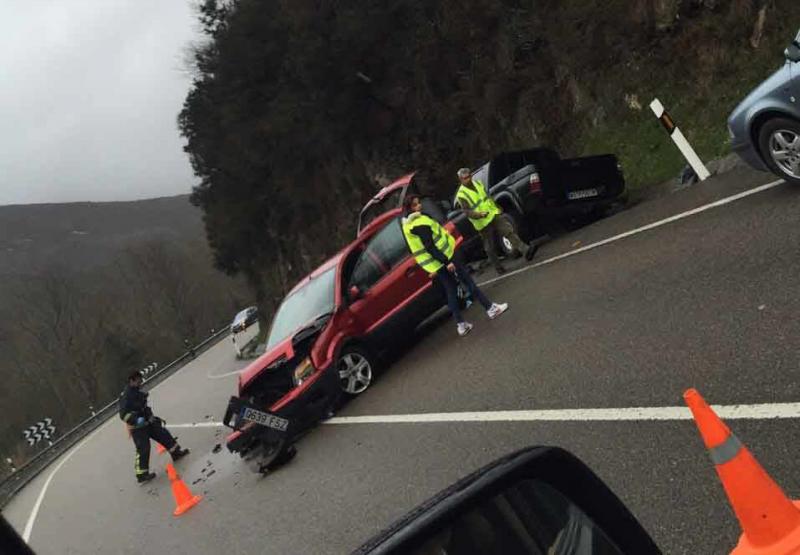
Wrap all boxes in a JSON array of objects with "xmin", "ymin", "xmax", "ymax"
[{"xmin": 449, "ymin": 148, "xmax": 626, "ymax": 255}]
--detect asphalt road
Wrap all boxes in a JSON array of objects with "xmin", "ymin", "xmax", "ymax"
[{"xmin": 4, "ymin": 166, "xmax": 800, "ymax": 555}]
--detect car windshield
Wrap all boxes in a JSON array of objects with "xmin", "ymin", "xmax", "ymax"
[{"xmin": 266, "ymin": 267, "xmax": 336, "ymax": 350}]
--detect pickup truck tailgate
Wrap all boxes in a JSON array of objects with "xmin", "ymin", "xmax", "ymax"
[{"xmin": 558, "ymin": 155, "xmax": 625, "ymax": 202}]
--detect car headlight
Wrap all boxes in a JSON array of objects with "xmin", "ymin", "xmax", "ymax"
[{"xmin": 292, "ymin": 357, "xmax": 315, "ymax": 386}]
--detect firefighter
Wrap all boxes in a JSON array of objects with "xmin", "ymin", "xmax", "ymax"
[
  {"xmin": 455, "ymin": 167, "xmax": 538, "ymax": 275},
  {"xmin": 402, "ymin": 194, "xmax": 508, "ymax": 336},
  {"xmin": 119, "ymin": 370, "xmax": 189, "ymax": 483}
]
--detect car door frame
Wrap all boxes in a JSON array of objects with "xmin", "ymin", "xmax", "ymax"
[{"xmin": 344, "ymin": 217, "xmax": 434, "ymax": 352}]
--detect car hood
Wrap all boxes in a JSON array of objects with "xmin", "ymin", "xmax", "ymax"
[
  {"xmin": 237, "ymin": 314, "xmax": 332, "ymax": 392},
  {"xmin": 238, "ymin": 337, "xmax": 297, "ymax": 393},
  {"xmin": 730, "ymin": 63, "xmax": 792, "ymax": 122}
]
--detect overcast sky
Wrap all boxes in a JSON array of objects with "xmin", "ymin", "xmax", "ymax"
[{"xmin": 0, "ymin": 1, "xmax": 202, "ymax": 206}]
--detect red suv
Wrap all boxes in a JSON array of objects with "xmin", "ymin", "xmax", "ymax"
[{"xmin": 225, "ymin": 205, "xmax": 464, "ymax": 464}]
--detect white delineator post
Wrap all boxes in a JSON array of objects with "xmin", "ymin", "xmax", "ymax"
[
  {"xmin": 232, "ymin": 334, "xmax": 242, "ymax": 358},
  {"xmin": 650, "ymin": 98, "xmax": 711, "ymax": 181}
]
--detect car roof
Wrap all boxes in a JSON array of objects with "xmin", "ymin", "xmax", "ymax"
[{"xmin": 284, "ymin": 207, "xmax": 402, "ymax": 297}]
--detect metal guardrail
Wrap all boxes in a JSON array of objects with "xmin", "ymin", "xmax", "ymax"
[{"xmin": 0, "ymin": 325, "xmax": 232, "ymax": 509}]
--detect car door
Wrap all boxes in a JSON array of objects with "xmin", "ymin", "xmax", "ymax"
[{"xmin": 346, "ymin": 217, "xmax": 429, "ymax": 345}]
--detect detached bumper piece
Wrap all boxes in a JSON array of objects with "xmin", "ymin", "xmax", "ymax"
[{"xmin": 223, "ymin": 396, "xmax": 296, "ymax": 474}]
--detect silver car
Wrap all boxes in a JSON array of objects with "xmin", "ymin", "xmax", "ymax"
[{"xmin": 728, "ymin": 28, "xmax": 800, "ymax": 184}]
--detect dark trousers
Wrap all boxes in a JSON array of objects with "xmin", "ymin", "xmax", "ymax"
[
  {"xmin": 478, "ymin": 215, "xmax": 527, "ymax": 271},
  {"xmin": 132, "ymin": 422, "xmax": 177, "ymax": 476},
  {"xmin": 433, "ymin": 256, "xmax": 492, "ymax": 323}
]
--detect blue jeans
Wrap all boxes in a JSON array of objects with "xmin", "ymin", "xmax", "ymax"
[{"xmin": 433, "ymin": 258, "xmax": 492, "ymax": 323}]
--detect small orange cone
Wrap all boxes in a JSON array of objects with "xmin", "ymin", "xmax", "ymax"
[
  {"xmin": 156, "ymin": 442, "xmax": 166, "ymax": 455},
  {"xmin": 166, "ymin": 462, "xmax": 201, "ymax": 517},
  {"xmin": 684, "ymin": 388, "xmax": 800, "ymax": 554}
]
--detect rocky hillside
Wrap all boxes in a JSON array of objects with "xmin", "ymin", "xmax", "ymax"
[{"xmin": 180, "ymin": 0, "xmax": 800, "ymax": 315}]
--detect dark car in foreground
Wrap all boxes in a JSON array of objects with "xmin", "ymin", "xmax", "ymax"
[
  {"xmin": 728, "ymin": 27, "xmax": 800, "ymax": 184},
  {"xmin": 225, "ymin": 207, "xmax": 466, "ymax": 470}
]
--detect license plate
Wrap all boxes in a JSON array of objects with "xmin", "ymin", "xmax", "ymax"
[
  {"xmin": 240, "ymin": 407, "xmax": 289, "ymax": 432},
  {"xmin": 567, "ymin": 188, "xmax": 599, "ymax": 200}
]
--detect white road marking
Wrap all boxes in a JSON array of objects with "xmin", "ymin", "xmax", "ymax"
[
  {"xmin": 324, "ymin": 401, "xmax": 800, "ymax": 425},
  {"xmin": 22, "ymin": 418, "xmax": 116, "ymax": 542},
  {"xmin": 165, "ymin": 397, "xmax": 800, "ymax": 429},
  {"xmin": 170, "ymin": 422, "xmax": 225, "ymax": 428},
  {"xmin": 207, "ymin": 368, "xmax": 244, "ymax": 380},
  {"xmin": 478, "ymin": 178, "xmax": 784, "ymax": 287}
]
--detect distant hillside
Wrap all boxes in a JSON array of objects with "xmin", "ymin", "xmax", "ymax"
[
  {"xmin": 0, "ymin": 194, "xmax": 251, "ymax": 473},
  {"xmin": 0, "ymin": 195, "xmax": 204, "ymax": 275}
]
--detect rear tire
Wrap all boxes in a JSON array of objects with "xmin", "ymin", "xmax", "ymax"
[
  {"xmin": 495, "ymin": 211, "xmax": 526, "ymax": 258},
  {"xmin": 758, "ymin": 117, "xmax": 800, "ymax": 185}
]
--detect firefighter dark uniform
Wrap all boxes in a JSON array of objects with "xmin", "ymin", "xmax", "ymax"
[{"xmin": 118, "ymin": 379, "xmax": 188, "ymax": 483}]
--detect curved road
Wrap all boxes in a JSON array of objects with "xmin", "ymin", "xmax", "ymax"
[{"xmin": 4, "ymin": 166, "xmax": 800, "ymax": 554}]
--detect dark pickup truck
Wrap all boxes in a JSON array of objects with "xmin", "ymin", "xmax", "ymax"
[
  {"xmin": 447, "ymin": 148, "xmax": 626, "ymax": 255},
  {"xmin": 356, "ymin": 147, "xmax": 625, "ymax": 260}
]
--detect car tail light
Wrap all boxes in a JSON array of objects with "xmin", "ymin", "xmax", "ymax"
[{"xmin": 529, "ymin": 172, "xmax": 542, "ymax": 193}]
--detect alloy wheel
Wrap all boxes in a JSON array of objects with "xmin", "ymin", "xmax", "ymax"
[
  {"xmin": 338, "ymin": 352, "xmax": 372, "ymax": 395},
  {"xmin": 769, "ymin": 130, "xmax": 800, "ymax": 179}
]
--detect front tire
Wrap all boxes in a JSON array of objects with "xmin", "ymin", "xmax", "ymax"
[
  {"xmin": 758, "ymin": 117, "xmax": 800, "ymax": 185},
  {"xmin": 337, "ymin": 345, "xmax": 374, "ymax": 396}
]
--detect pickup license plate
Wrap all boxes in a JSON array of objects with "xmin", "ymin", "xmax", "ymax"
[
  {"xmin": 567, "ymin": 188, "xmax": 599, "ymax": 200},
  {"xmin": 240, "ymin": 407, "xmax": 289, "ymax": 432}
]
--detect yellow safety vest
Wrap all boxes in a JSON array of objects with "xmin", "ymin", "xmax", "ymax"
[
  {"xmin": 456, "ymin": 179, "xmax": 500, "ymax": 231},
  {"xmin": 401, "ymin": 213, "xmax": 456, "ymax": 274}
]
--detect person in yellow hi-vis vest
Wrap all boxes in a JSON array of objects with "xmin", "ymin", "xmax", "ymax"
[
  {"xmin": 402, "ymin": 194, "xmax": 508, "ymax": 337},
  {"xmin": 455, "ymin": 168, "xmax": 538, "ymax": 275}
]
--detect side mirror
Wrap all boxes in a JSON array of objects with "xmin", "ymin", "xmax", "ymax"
[
  {"xmin": 785, "ymin": 43, "xmax": 800, "ymax": 63},
  {"xmin": 349, "ymin": 285, "xmax": 362, "ymax": 302},
  {"xmin": 355, "ymin": 447, "xmax": 661, "ymax": 555}
]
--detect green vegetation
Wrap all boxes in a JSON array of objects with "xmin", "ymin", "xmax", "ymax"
[
  {"xmin": 579, "ymin": 5, "xmax": 800, "ymax": 188},
  {"xmin": 179, "ymin": 0, "xmax": 800, "ymax": 332}
]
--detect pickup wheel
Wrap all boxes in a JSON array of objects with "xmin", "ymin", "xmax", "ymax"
[
  {"xmin": 758, "ymin": 117, "xmax": 800, "ymax": 185},
  {"xmin": 495, "ymin": 212, "xmax": 526, "ymax": 258},
  {"xmin": 337, "ymin": 345, "xmax": 374, "ymax": 396}
]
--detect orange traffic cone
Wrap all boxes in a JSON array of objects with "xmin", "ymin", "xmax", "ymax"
[
  {"xmin": 156, "ymin": 442, "xmax": 166, "ymax": 455},
  {"xmin": 166, "ymin": 462, "xmax": 201, "ymax": 517},
  {"xmin": 684, "ymin": 388, "xmax": 800, "ymax": 554}
]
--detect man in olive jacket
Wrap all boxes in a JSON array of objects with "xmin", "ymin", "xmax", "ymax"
[
  {"xmin": 455, "ymin": 167, "xmax": 538, "ymax": 275},
  {"xmin": 119, "ymin": 370, "xmax": 189, "ymax": 483}
]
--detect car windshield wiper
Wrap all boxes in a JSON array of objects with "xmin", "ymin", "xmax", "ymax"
[{"xmin": 291, "ymin": 311, "xmax": 334, "ymax": 342}]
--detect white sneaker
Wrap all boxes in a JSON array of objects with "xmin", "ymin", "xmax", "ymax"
[
  {"xmin": 487, "ymin": 302, "xmax": 508, "ymax": 320},
  {"xmin": 457, "ymin": 322, "xmax": 473, "ymax": 336}
]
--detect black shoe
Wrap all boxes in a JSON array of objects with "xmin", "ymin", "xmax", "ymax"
[
  {"xmin": 137, "ymin": 471, "xmax": 156, "ymax": 484},
  {"xmin": 171, "ymin": 447, "xmax": 190, "ymax": 461},
  {"xmin": 525, "ymin": 243, "xmax": 540, "ymax": 262}
]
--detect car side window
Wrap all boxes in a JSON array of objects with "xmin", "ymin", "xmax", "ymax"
[{"xmin": 348, "ymin": 219, "xmax": 409, "ymax": 293}]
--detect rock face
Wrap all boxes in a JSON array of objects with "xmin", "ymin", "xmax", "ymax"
[{"xmin": 654, "ymin": 0, "xmax": 681, "ymax": 30}]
